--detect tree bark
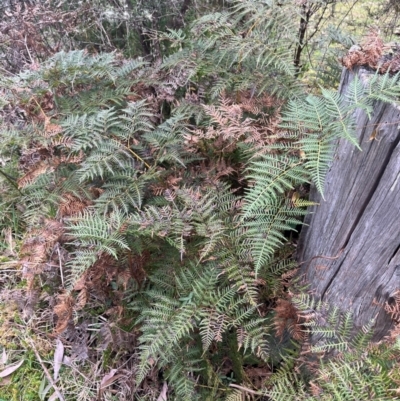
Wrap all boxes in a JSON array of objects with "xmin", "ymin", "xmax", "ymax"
[{"xmin": 297, "ymin": 67, "xmax": 400, "ymax": 340}]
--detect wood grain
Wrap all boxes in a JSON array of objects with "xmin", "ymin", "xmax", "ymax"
[{"xmin": 297, "ymin": 67, "xmax": 400, "ymax": 339}]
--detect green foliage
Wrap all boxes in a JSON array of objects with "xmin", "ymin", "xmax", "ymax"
[
  {"xmin": 280, "ymin": 72, "xmax": 400, "ymax": 196},
  {"xmin": 265, "ymin": 294, "xmax": 400, "ymax": 401},
  {"xmin": 160, "ymin": 0, "xmax": 301, "ymax": 100},
  {"xmin": 0, "ymin": 1, "xmax": 399, "ymax": 400}
]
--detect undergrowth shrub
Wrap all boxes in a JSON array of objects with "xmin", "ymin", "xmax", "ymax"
[{"xmin": 0, "ymin": 1, "xmax": 399, "ymax": 400}]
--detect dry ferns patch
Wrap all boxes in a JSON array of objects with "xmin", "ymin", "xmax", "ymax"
[{"xmin": 341, "ymin": 29, "xmax": 400, "ymax": 74}]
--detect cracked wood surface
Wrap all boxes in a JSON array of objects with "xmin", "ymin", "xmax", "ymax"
[{"xmin": 298, "ymin": 67, "xmax": 400, "ymax": 339}]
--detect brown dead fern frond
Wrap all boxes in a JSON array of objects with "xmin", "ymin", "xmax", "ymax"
[
  {"xmin": 341, "ymin": 47, "xmax": 366, "ymax": 70},
  {"xmin": 341, "ymin": 29, "xmax": 386, "ymax": 71},
  {"xmin": 19, "ymin": 219, "xmax": 64, "ymax": 288},
  {"xmin": 150, "ymin": 174, "xmax": 183, "ymax": 195},
  {"xmin": 388, "ymin": 323, "xmax": 400, "ymax": 344},
  {"xmin": 193, "ymin": 93, "xmax": 282, "ymax": 158},
  {"xmin": 63, "ymin": 151, "xmax": 85, "ymax": 165},
  {"xmin": 385, "ymin": 290, "xmax": 400, "ymax": 322},
  {"xmin": 0, "ymin": 1, "xmax": 93, "ymax": 72},
  {"xmin": 19, "ymin": 146, "xmax": 52, "ymax": 171},
  {"xmin": 98, "ymin": 321, "xmax": 137, "ymax": 353},
  {"xmin": 281, "ymin": 268, "xmax": 299, "ymax": 283},
  {"xmin": 17, "ymin": 162, "xmax": 52, "ymax": 188},
  {"xmin": 128, "ymin": 251, "xmax": 149, "ymax": 288},
  {"xmin": 309, "ymin": 381, "xmax": 323, "ymax": 397},
  {"xmin": 74, "ymin": 287, "xmax": 88, "ymax": 311},
  {"xmin": 380, "ymin": 52, "xmax": 400, "ymax": 74},
  {"xmin": 361, "ymin": 28, "xmax": 384, "ymax": 68},
  {"xmin": 58, "ymin": 193, "xmax": 92, "ymax": 217},
  {"xmin": 53, "ymin": 292, "xmax": 75, "ymax": 335},
  {"xmin": 17, "ymin": 143, "xmax": 67, "ymax": 188},
  {"xmin": 18, "ymin": 144, "xmax": 79, "ymax": 188},
  {"xmin": 273, "ymin": 298, "xmax": 305, "ymax": 342},
  {"xmin": 50, "ymin": 136, "xmax": 73, "ymax": 148},
  {"xmin": 72, "ymin": 254, "xmax": 120, "ymax": 304},
  {"xmin": 43, "ymin": 122, "xmax": 63, "ymax": 138}
]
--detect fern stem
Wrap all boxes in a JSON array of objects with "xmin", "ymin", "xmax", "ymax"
[
  {"xmin": 0, "ymin": 167, "xmax": 22, "ymax": 194},
  {"xmin": 229, "ymin": 384, "xmax": 262, "ymax": 395},
  {"xmin": 124, "ymin": 145, "xmax": 151, "ymax": 169}
]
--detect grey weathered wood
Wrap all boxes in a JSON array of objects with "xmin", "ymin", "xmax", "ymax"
[{"xmin": 297, "ymin": 67, "xmax": 400, "ymax": 340}]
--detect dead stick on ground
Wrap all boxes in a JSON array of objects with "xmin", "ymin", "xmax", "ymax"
[{"xmin": 27, "ymin": 338, "xmax": 65, "ymax": 401}]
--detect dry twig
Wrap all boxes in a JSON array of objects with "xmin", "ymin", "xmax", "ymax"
[{"xmin": 27, "ymin": 338, "xmax": 65, "ymax": 401}]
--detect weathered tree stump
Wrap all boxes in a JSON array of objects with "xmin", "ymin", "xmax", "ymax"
[{"xmin": 297, "ymin": 67, "xmax": 400, "ymax": 340}]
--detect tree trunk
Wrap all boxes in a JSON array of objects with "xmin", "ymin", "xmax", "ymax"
[{"xmin": 297, "ymin": 67, "xmax": 400, "ymax": 340}]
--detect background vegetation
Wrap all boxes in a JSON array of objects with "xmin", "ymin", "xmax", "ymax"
[{"xmin": 0, "ymin": 0, "xmax": 399, "ymax": 400}]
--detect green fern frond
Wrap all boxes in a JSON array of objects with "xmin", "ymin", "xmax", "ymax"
[
  {"xmin": 338, "ymin": 311, "xmax": 353, "ymax": 341},
  {"xmin": 77, "ymin": 140, "xmax": 135, "ymax": 182},
  {"xmin": 119, "ymin": 100, "xmax": 155, "ymax": 139},
  {"xmin": 320, "ymin": 88, "xmax": 359, "ymax": 148},
  {"xmin": 351, "ymin": 319, "xmax": 375, "ymax": 350},
  {"xmin": 65, "ymin": 248, "xmax": 98, "ymax": 290},
  {"xmin": 237, "ymin": 317, "xmax": 270, "ymax": 361},
  {"xmin": 243, "ymin": 198, "xmax": 307, "ymax": 277},
  {"xmin": 65, "ymin": 210, "xmax": 129, "ymax": 288},
  {"xmin": 114, "ymin": 58, "xmax": 148, "ymax": 79},
  {"xmin": 224, "ymin": 389, "xmax": 244, "ymax": 401},
  {"xmin": 299, "ymin": 134, "xmax": 333, "ymax": 197},
  {"xmin": 367, "ymin": 71, "xmax": 400, "ymax": 103},
  {"xmin": 243, "ymin": 155, "xmax": 309, "ymax": 217},
  {"xmin": 345, "ymin": 74, "xmax": 373, "ymax": 117},
  {"xmin": 67, "ymin": 211, "xmax": 129, "ymax": 256},
  {"xmin": 266, "ymin": 369, "xmax": 307, "ymax": 401},
  {"xmin": 200, "ymin": 311, "xmax": 229, "ymax": 352},
  {"xmin": 95, "ymin": 174, "xmax": 151, "ymax": 214},
  {"xmin": 141, "ymin": 111, "xmax": 192, "ymax": 168}
]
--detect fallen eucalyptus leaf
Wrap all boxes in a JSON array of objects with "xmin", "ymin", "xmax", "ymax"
[
  {"xmin": 62, "ymin": 355, "xmax": 71, "ymax": 366},
  {"xmin": 100, "ymin": 369, "xmax": 124, "ymax": 389},
  {"xmin": 0, "ymin": 376, "xmax": 12, "ymax": 386},
  {"xmin": 53, "ymin": 339, "xmax": 64, "ymax": 380},
  {"xmin": 157, "ymin": 381, "xmax": 168, "ymax": 401},
  {"xmin": 0, "ymin": 359, "xmax": 24, "ymax": 378},
  {"xmin": 0, "ymin": 349, "xmax": 7, "ymax": 365}
]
